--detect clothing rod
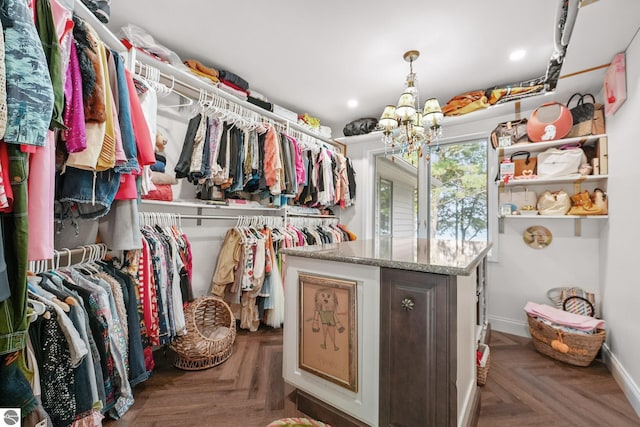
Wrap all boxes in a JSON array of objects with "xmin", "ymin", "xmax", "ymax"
[
  {"xmin": 286, "ymin": 214, "xmax": 339, "ymax": 219},
  {"xmin": 178, "ymin": 214, "xmax": 240, "ymax": 221},
  {"xmin": 133, "ymin": 54, "xmax": 345, "ymax": 152}
]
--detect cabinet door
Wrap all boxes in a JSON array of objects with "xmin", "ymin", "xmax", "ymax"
[{"xmin": 379, "ymin": 268, "xmax": 456, "ymax": 427}]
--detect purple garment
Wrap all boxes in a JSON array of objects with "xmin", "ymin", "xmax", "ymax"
[
  {"xmin": 290, "ymin": 136, "xmax": 306, "ymax": 185},
  {"xmin": 63, "ymin": 42, "xmax": 87, "ymax": 153}
]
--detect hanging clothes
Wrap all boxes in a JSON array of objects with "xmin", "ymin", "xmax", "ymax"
[
  {"xmin": 209, "ymin": 216, "xmax": 354, "ymax": 332},
  {"xmin": 4, "ymin": 0, "xmax": 54, "ymax": 147}
]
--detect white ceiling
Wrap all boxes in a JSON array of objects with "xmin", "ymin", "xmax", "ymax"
[{"xmin": 107, "ymin": 0, "xmax": 640, "ymax": 137}]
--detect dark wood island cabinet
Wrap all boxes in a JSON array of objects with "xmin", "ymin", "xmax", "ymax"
[{"xmin": 281, "ymin": 239, "xmax": 490, "ymax": 427}]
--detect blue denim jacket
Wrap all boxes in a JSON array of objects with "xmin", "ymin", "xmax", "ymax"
[
  {"xmin": 112, "ymin": 51, "xmax": 140, "ymax": 174},
  {"xmin": 58, "ymin": 167, "xmax": 121, "ymax": 220}
]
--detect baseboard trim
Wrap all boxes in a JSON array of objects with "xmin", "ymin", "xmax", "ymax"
[
  {"xmin": 487, "ymin": 315, "xmax": 529, "ymax": 337},
  {"xmin": 463, "ymin": 385, "xmax": 481, "ymax": 427},
  {"xmin": 601, "ymin": 343, "xmax": 640, "ymax": 418}
]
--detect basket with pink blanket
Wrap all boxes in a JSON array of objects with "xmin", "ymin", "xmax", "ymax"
[{"xmin": 524, "ymin": 302, "xmax": 606, "ymax": 367}]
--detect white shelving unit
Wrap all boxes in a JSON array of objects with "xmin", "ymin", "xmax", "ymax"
[
  {"xmin": 498, "ymin": 134, "xmax": 606, "ymax": 156},
  {"xmin": 496, "ymin": 133, "xmax": 609, "ymax": 235},
  {"xmin": 500, "ymin": 174, "xmax": 607, "ymax": 187}
]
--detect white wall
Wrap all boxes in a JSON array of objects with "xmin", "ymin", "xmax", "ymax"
[
  {"xmin": 376, "ymin": 157, "xmax": 417, "ymax": 238},
  {"xmin": 340, "ymin": 135, "xmax": 387, "ymax": 240},
  {"xmin": 599, "ymin": 33, "xmax": 640, "ymax": 415}
]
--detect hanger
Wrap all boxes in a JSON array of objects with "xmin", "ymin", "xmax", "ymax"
[
  {"xmin": 159, "ymin": 76, "xmax": 195, "ymax": 109},
  {"xmin": 27, "ymin": 298, "xmax": 49, "ymax": 321}
]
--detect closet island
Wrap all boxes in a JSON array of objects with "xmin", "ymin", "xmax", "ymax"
[{"xmin": 281, "ymin": 238, "xmax": 491, "ymax": 427}]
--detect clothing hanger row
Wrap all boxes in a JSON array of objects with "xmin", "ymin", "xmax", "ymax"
[
  {"xmin": 27, "ymin": 243, "xmax": 110, "ymax": 274},
  {"xmin": 134, "ymin": 60, "xmax": 175, "ymax": 97},
  {"xmin": 286, "ymin": 216, "xmax": 339, "ymax": 228},
  {"xmin": 234, "ymin": 215, "xmax": 284, "ymax": 229},
  {"xmin": 158, "ymin": 83, "xmax": 332, "ymax": 152},
  {"xmin": 139, "ymin": 212, "xmax": 180, "ymax": 228}
]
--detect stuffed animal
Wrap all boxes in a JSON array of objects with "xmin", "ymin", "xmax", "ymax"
[{"xmin": 152, "ymin": 130, "xmax": 168, "ymax": 172}]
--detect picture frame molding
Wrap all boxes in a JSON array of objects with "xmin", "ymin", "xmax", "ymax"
[{"xmin": 298, "ymin": 273, "xmax": 358, "ymax": 393}]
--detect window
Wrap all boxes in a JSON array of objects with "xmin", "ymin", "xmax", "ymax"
[
  {"xmin": 378, "ymin": 178, "xmax": 392, "ymax": 236},
  {"xmin": 428, "ymin": 139, "xmax": 488, "ymax": 242}
]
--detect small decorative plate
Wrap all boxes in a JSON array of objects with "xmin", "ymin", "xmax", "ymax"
[{"xmin": 523, "ymin": 225, "xmax": 552, "ymax": 249}]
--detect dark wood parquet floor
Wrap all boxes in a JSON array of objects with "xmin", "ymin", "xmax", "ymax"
[
  {"xmin": 105, "ymin": 327, "xmax": 639, "ymax": 427},
  {"xmin": 478, "ymin": 331, "xmax": 639, "ymax": 427}
]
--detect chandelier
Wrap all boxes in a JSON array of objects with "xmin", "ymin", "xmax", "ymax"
[{"xmin": 378, "ymin": 50, "xmax": 443, "ymax": 158}]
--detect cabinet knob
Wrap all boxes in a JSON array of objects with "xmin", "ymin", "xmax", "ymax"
[{"xmin": 401, "ymin": 298, "xmax": 415, "ymax": 311}]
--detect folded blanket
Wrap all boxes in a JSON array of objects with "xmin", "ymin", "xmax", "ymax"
[
  {"xmin": 219, "ymin": 69, "xmax": 249, "ymax": 90},
  {"xmin": 184, "ymin": 59, "xmax": 219, "ymax": 83},
  {"xmin": 247, "ymin": 95, "xmax": 273, "ymax": 112},
  {"xmin": 524, "ymin": 302, "xmax": 605, "ymax": 332},
  {"xmin": 219, "ymin": 78, "xmax": 248, "ymax": 96},
  {"xmin": 217, "ymin": 82, "xmax": 247, "ymax": 100},
  {"xmin": 442, "ymin": 90, "xmax": 489, "ymax": 116}
]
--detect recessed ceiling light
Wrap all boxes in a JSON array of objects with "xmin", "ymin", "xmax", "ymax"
[
  {"xmin": 347, "ymin": 99, "xmax": 358, "ymax": 108},
  {"xmin": 510, "ymin": 49, "xmax": 526, "ymax": 61}
]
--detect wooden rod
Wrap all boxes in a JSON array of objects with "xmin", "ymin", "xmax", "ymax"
[{"xmin": 559, "ymin": 63, "xmax": 611, "ymax": 80}]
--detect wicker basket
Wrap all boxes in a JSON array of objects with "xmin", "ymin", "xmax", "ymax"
[
  {"xmin": 476, "ymin": 343, "xmax": 491, "ymax": 386},
  {"xmin": 527, "ymin": 314, "xmax": 605, "ymax": 367},
  {"xmin": 170, "ymin": 296, "xmax": 236, "ymax": 370}
]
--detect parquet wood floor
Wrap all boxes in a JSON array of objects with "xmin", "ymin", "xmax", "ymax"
[
  {"xmin": 478, "ymin": 331, "xmax": 640, "ymax": 427},
  {"xmin": 105, "ymin": 327, "xmax": 639, "ymax": 427},
  {"xmin": 104, "ymin": 326, "xmax": 293, "ymax": 427}
]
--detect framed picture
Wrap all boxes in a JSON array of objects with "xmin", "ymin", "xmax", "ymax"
[
  {"xmin": 604, "ymin": 52, "xmax": 626, "ymax": 117},
  {"xmin": 500, "ymin": 203, "xmax": 516, "ymax": 216},
  {"xmin": 298, "ymin": 273, "xmax": 357, "ymax": 392}
]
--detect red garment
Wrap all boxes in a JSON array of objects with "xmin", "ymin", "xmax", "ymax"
[
  {"xmin": 114, "ymin": 173, "xmax": 138, "ymax": 200},
  {"xmin": 141, "ymin": 184, "xmax": 173, "ymax": 201},
  {"xmin": 20, "ymin": 145, "xmax": 37, "ymax": 154},
  {"xmin": 140, "ymin": 237, "xmax": 160, "ymax": 348},
  {"xmin": 124, "ymin": 69, "xmax": 155, "ymax": 167},
  {"xmin": 263, "ymin": 126, "xmax": 281, "ymax": 187},
  {"xmin": 219, "ymin": 78, "xmax": 249, "ymax": 95}
]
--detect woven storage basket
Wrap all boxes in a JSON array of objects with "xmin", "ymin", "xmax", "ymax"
[
  {"xmin": 527, "ymin": 314, "xmax": 605, "ymax": 367},
  {"xmin": 170, "ymin": 296, "xmax": 236, "ymax": 370},
  {"xmin": 477, "ymin": 343, "xmax": 491, "ymax": 386}
]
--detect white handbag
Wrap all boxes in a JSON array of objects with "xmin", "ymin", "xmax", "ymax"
[
  {"xmin": 537, "ymin": 147, "xmax": 586, "ymax": 178},
  {"xmin": 537, "ymin": 190, "xmax": 571, "ymax": 215},
  {"xmin": 499, "ymin": 186, "xmax": 538, "ymax": 210}
]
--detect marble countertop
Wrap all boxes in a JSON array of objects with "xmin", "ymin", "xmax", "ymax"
[{"xmin": 280, "ymin": 238, "xmax": 492, "ymax": 276}]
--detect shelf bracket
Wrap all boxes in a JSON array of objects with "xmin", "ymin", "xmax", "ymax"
[
  {"xmin": 574, "ymin": 218, "xmax": 582, "ymax": 236},
  {"xmin": 498, "ymin": 216, "xmax": 505, "ymax": 234},
  {"xmin": 197, "ymin": 207, "xmax": 202, "ymax": 226}
]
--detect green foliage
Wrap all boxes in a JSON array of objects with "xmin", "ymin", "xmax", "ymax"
[{"xmin": 431, "ymin": 141, "xmax": 487, "ymax": 241}]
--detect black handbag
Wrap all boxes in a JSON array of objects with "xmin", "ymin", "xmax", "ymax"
[
  {"xmin": 566, "ymin": 93, "xmax": 595, "ymax": 137},
  {"xmin": 343, "ymin": 118, "xmax": 378, "ymax": 136}
]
